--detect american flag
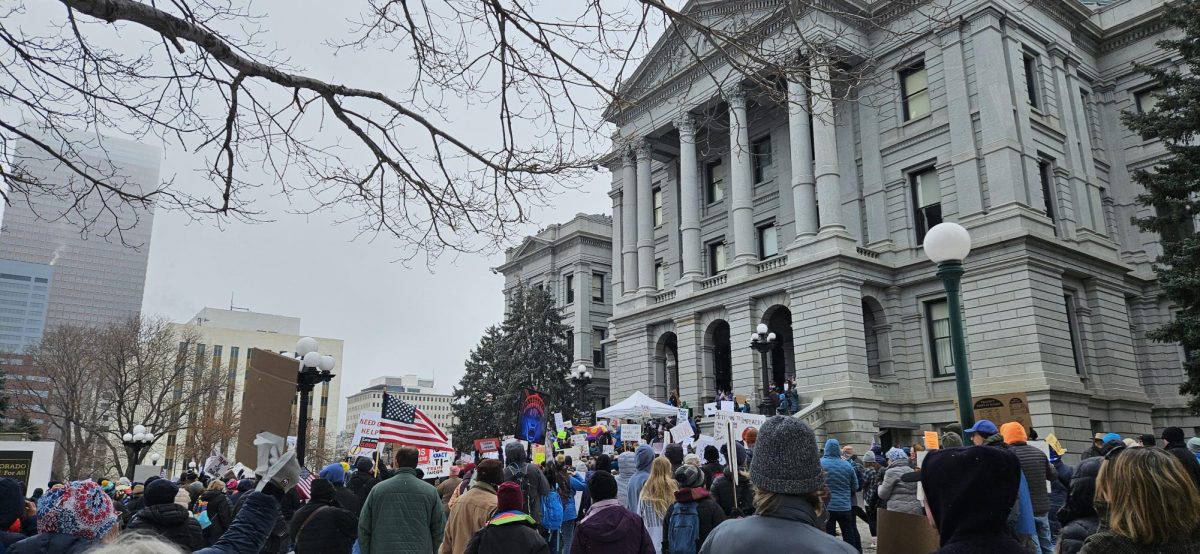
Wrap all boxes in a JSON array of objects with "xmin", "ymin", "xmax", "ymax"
[
  {"xmin": 379, "ymin": 392, "xmax": 453, "ymax": 451},
  {"xmin": 295, "ymin": 467, "xmax": 314, "ymax": 500}
]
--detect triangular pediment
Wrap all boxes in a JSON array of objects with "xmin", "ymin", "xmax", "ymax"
[{"xmin": 510, "ymin": 235, "xmax": 551, "ymax": 260}]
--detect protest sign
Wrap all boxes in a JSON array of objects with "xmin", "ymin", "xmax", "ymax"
[
  {"xmin": 571, "ymin": 434, "xmax": 588, "ymax": 449},
  {"xmin": 923, "ymin": 431, "xmax": 939, "ymax": 450},
  {"xmin": 532, "ymin": 444, "xmax": 546, "ymax": 464},
  {"xmin": 473, "ymin": 438, "xmax": 501, "ymax": 454},
  {"xmin": 877, "ymin": 509, "xmax": 939, "ymax": 554},
  {"xmin": 677, "ymin": 408, "xmax": 689, "ymax": 422},
  {"xmin": 703, "ymin": 403, "xmax": 717, "ymax": 417},
  {"xmin": 957, "ymin": 392, "xmax": 1032, "ymax": 432},
  {"xmin": 720, "ymin": 401, "xmax": 735, "ymax": 412},
  {"xmin": 1045, "ymin": 433, "xmax": 1066, "ymax": 455},
  {"xmin": 621, "ymin": 424, "xmax": 642, "ymax": 443},
  {"xmin": 418, "ymin": 449, "xmax": 452, "ymax": 479},
  {"xmin": 554, "ymin": 412, "xmax": 565, "ymax": 431},
  {"xmin": 563, "ymin": 446, "xmax": 583, "ymax": 461},
  {"xmin": 670, "ymin": 421, "xmax": 694, "ymax": 443},
  {"xmin": 602, "ymin": 445, "xmax": 615, "ymax": 455},
  {"xmin": 0, "ymin": 441, "xmax": 53, "ymax": 497},
  {"xmin": 348, "ymin": 411, "xmax": 382, "ymax": 457},
  {"xmin": 712, "ymin": 411, "xmax": 766, "ymax": 443}
]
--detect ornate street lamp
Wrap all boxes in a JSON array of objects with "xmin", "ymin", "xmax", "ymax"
[
  {"xmin": 749, "ymin": 323, "xmax": 776, "ymax": 415},
  {"xmin": 121, "ymin": 424, "xmax": 155, "ymax": 480},
  {"xmin": 571, "ymin": 364, "xmax": 593, "ymax": 419},
  {"xmin": 295, "ymin": 337, "xmax": 336, "ymax": 467},
  {"xmin": 923, "ymin": 222, "xmax": 975, "ymax": 428}
]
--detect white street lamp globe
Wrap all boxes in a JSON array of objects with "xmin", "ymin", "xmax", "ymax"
[
  {"xmin": 123, "ymin": 433, "xmax": 133, "ymax": 442},
  {"xmin": 132, "ymin": 424, "xmax": 146, "ymax": 436},
  {"xmin": 318, "ymin": 355, "xmax": 336, "ymax": 372},
  {"xmin": 295, "ymin": 337, "xmax": 320, "ymax": 357},
  {"xmin": 132, "ymin": 433, "xmax": 145, "ymax": 442},
  {"xmin": 302, "ymin": 351, "xmax": 321, "ymax": 368},
  {"xmin": 748, "ymin": 333, "xmax": 759, "ymax": 343},
  {"xmin": 756, "ymin": 323, "xmax": 768, "ymax": 335},
  {"xmin": 923, "ymin": 222, "xmax": 973, "ymax": 263},
  {"xmin": 150, "ymin": 453, "xmax": 160, "ymax": 463},
  {"xmin": 146, "ymin": 433, "xmax": 155, "ymax": 443},
  {"xmin": 189, "ymin": 461, "xmax": 197, "ymax": 469},
  {"xmin": 767, "ymin": 332, "xmax": 777, "ymax": 342}
]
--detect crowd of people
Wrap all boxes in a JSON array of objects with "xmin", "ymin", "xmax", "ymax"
[{"xmin": 2, "ymin": 421, "xmax": 1199, "ymax": 553}]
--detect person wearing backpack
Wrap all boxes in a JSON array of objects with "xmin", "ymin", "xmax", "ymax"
[
  {"xmin": 662, "ymin": 465, "xmax": 725, "ymax": 554},
  {"xmin": 504, "ymin": 442, "xmax": 551, "ymax": 528},
  {"xmin": 464, "ymin": 482, "xmax": 550, "ymax": 554},
  {"xmin": 287, "ymin": 478, "xmax": 358, "ymax": 554}
]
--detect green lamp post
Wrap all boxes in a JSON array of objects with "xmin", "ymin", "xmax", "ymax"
[{"xmin": 923, "ymin": 222, "xmax": 975, "ymax": 429}]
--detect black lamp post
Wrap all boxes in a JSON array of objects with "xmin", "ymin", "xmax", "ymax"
[
  {"xmin": 923, "ymin": 222, "xmax": 976, "ymax": 429},
  {"xmin": 121, "ymin": 424, "xmax": 155, "ymax": 481},
  {"xmin": 571, "ymin": 364, "xmax": 593, "ymax": 419},
  {"xmin": 295, "ymin": 337, "xmax": 336, "ymax": 468},
  {"xmin": 749, "ymin": 324, "xmax": 776, "ymax": 415}
]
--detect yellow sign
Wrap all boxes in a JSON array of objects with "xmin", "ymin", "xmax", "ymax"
[
  {"xmin": 923, "ymin": 431, "xmax": 940, "ymax": 450},
  {"xmin": 1045, "ymin": 433, "xmax": 1066, "ymax": 455}
]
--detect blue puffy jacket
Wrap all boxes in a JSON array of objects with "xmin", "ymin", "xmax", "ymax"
[
  {"xmin": 818, "ymin": 439, "xmax": 859, "ymax": 513},
  {"xmin": 562, "ymin": 474, "xmax": 586, "ymax": 522},
  {"xmin": 541, "ymin": 492, "xmax": 564, "ymax": 531},
  {"xmin": 626, "ymin": 445, "xmax": 655, "ymax": 510}
]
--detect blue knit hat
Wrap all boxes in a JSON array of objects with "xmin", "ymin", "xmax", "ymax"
[
  {"xmin": 1103, "ymin": 432, "xmax": 1122, "ymax": 443},
  {"xmin": 36, "ymin": 480, "xmax": 117, "ymax": 541},
  {"xmin": 319, "ymin": 462, "xmax": 347, "ymax": 486}
]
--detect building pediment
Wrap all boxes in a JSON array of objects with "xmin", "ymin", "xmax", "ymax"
[{"xmin": 509, "ymin": 236, "xmax": 552, "ymax": 261}]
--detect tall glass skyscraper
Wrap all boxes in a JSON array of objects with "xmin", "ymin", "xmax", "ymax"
[
  {"xmin": 0, "ymin": 259, "xmax": 52, "ymax": 354},
  {"xmin": 0, "ymin": 132, "xmax": 160, "ymax": 330}
]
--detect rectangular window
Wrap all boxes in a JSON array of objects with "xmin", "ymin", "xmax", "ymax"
[
  {"xmin": 751, "ymin": 136, "xmax": 773, "ymax": 183},
  {"xmin": 653, "ymin": 186, "xmax": 663, "ymax": 226},
  {"xmin": 706, "ymin": 160, "xmax": 725, "ymax": 203},
  {"xmin": 565, "ymin": 274, "xmax": 574, "ymax": 304},
  {"xmin": 655, "ymin": 262, "xmax": 666, "ymax": 290},
  {"xmin": 926, "ymin": 299, "xmax": 954, "ymax": 377},
  {"xmin": 900, "ymin": 61, "xmax": 930, "ymax": 121},
  {"xmin": 1039, "ymin": 159, "xmax": 1056, "ymax": 221},
  {"xmin": 758, "ymin": 224, "xmax": 778, "ymax": 259},
  {"xmin": 708, "ymin": 241, "xmax": 727, "ymax": 275},
  {"xmin": 1135, "ymin": 88, "xmax": 1162, "ymax": 140},
  {"xmin": 1064, "ymin": 295, "xmax": 1085, "ymax": 375},
  {"xmin": 567, "ymin": 330, "xmax": 574, "ymax": 358},
  {"xmin": 591, "ymin": 273, "xmax": 604, "ymax": 302},
  {"xmin": 592, "ymin": 328, "xmax": 607, "ymax": 368},
  {"xmin": 1023, "ymin": 52, "xmax": 1041, "ymax": 109},
  {"xmin": 911, "ymin": 167, "xmax": 942, "ymax": 244}
]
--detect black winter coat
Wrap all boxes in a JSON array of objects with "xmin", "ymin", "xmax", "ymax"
[
  {"xmin": 287, "ymin": 500, "xmax": 358, "ymax": 554},
  {"xmin": 7, "ymin": 533, "xmax": 93, "ymax": 554},
  {"xmin": 128, "ymin": 503, "xmax": 206, "ymax": 551},
  {"xmin": 346, "ymin": 473, "xmax": 378, "ymax": 516},
  {"xmin": 464, "ymin": 515, "xmax": 550, "ymax": 554},
  {"xmin": 1164, "ymin": 441, "xmax": 1200, "ymax": 492},
  {"xmin": 200, "ymin": 491, "xmax": 233, "ymax": 545},
  {"xmin": 700, "ymin": 462, "xmax": 723, "ymax": 490},
  {"xmin": 710, "ymin": 470, "xmax": 754, "ymax": 517},
  {"xmin": 1057, "ymin": 454, "xmax": 1102, "ymax": 554},
  {"xmin": 331, "ymin": 484, "xmax": 361, "ymax": 516},
  {"xmin": 661, "ymin": 489, "xmax": 727, "ymax": 553}
]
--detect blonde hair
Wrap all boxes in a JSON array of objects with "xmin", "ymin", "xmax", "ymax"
[
  {"xmin": 639, "ymin": 456, "xmax": 678, "ymax": 516},
  {"xmin": 1096, "ymin": 447, "xmax": 1200, "ymax": 545},
  {"xmin": 206, "ymin": 480, "xmax": 225, "ymax": 492}
]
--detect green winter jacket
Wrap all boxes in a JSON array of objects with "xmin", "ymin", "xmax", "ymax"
[{"xmin": 358, "ymin": 467, "xmax": 446, "ymax": 553}]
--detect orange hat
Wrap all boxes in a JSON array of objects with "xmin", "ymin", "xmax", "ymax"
[{"xmin": 999, "ymin": 422, "xmax": 1027, "ymax": 444}]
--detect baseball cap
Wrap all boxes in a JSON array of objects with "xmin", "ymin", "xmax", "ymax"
[{"xmin": 964, "ymin": 419, "xmax": 998, "ymax": 435}]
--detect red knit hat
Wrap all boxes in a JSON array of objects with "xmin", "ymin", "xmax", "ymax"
[{"xmin": 496, "ymin": 481, "xmax": 523, "ymax": 512}]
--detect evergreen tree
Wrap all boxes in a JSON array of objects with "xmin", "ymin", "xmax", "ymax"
[
  {"xmin": 451, "ymin": 326, "xmax": 507, "ymax": 451},
  {"xmin": 1124, "ymin": 0, "xmax": 1200, "ymax": 413}
]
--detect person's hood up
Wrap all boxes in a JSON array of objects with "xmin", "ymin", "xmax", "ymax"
[
  {"xmin": 319, "ymin": 463, "xmax": 347, "ymax": 486},
  {"xmin": 921, "ymin": 446, "xmax": 1020, "ymax": 546},
  {"xmin": 823, "ymin": 438, "xmax": 841, "ymax": 458},
  {"xmin": 504, "ymin": 442, "xmax": 527, "ymax": 464},
  {"xmin": 1064, "ymin": 455, "xmax": 1101, "ymax": 519},
  {"xmin": 0, "ymin": 479, "xmax": 24, "ymax": 528},
  {"xmin": 634, "ymin": 444, "xmax": 654, "ymax": 472},
  {"xmin": 617, "ymin": 452, "xmax": 637, "ymax": 479},
  {"xmin": 578, "ymin": 501, "xmax": 648, "ymax": 543},
  {"xmin": 1188, "ymin": 437, "xmax": 1200, "ymax": 453},
  {"xmin": 137, "ymin": 503, "xmax": 193, "ymax": 527},
  {"xmin": 236, "ymin": 479, "xmax": 254, "ymax": 492}
]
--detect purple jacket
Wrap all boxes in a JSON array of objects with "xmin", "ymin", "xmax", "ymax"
[{"xmin": 569, "ymin": 500, "xmax": 654, "ymax": 554}]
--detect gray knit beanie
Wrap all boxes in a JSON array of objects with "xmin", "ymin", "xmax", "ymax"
[{"xmin": 749, "ymin": 416, "xmax": 823, "ymax": 494}]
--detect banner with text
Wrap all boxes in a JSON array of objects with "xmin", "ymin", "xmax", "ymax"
[{"xmin": 348, "ymin": 411, "xmax": 382, "ymax": 457}]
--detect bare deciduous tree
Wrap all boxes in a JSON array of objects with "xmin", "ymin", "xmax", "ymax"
[{"xmin": 1, "ymin": 0, "xmax": 951, "ymax": 261}]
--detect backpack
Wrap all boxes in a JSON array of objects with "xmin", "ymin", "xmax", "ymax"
[
  {"xmin": 666, "ymin": 502, "xmax": 700, "ymax": 554},
  {"xmin": 505, "ymin": 462, "xmax": 535, "ymax": 517}
]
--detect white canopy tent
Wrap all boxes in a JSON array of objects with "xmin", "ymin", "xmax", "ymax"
[{"xmin": 595, "ymin": 391, "xmax": 680, "ymax": 419}]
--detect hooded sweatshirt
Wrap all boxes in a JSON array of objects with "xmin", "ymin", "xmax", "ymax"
[
  {"xmin": 503, "ymin": 442, "xmax": 550, "ymax": 525},
  {"xmin": 818, "ymin": 439, "xmax": 859, "ymax": 513},
  {"xmin": 570, "ymin": 499, "xmax": 655, "ymax": 554},
  {"xmin": 625, "ymin": 445, "xmax": 655, "ymax": 512},
  {"xmin": 616, "ymin": 452, "xmax": 637, "ymax": 511},
  {"xmin": 922, "ymin": 446, "xmax": 1024, "ymax": 554}
]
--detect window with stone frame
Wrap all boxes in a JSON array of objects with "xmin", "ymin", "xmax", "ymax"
[
  {"xmin": 708, "ymin": 240, "xmax": 726, "ymax": 275},
  {"xmin": 758, "ymin": 223, "xmax": 778, "ymax": 259},
  {"xmin": 654, "ymin": 261, "xmax": 666, "ymax": 290},
  {"xmin": 900, "ymin": 60, "xmax": 930, "ymax": 121},
  {"xmin": 751, "ymin": 135, "xmax": 773, "ymax": 183},
  {"xmin": 565, "ymin": 274, "xmax": 574, "ymax": 304},
  {"xmin": 1135, "ymin": 87, "xmax": 1163, "ymax": 140},
  {"xmin": 1038, "ymin": 157, "xmax": 1057, "ymax": 222},
  {"xmin": 591, "ymin": 272, "xmax": 604, "ymax": 302},
  {"xmin": 926, "ymin": 299, "xmax": 954, "ymax": 377},
  {"xmin": 1023, "ymin": 51, "xmax": 1042, "ymax": 109},
  {"xmin": 653, "ymin": 185, "xmax": 663, "ymax": 226},
  {"xmin": 1064, "ymin": 294, "xmax": 1086, "ymax": 375},
  {"xmin": 706, "ymin": 159, "xmax": 725, "ymax": 203},
  {"xmin": 593, "ymin": 327, "xmax": 607, "ymax": 368},
  {"xmin": 911, "ymin": 166, "xmax": 942, "ymax": 244}
]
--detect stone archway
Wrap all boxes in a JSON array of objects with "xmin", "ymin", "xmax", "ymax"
[
  {"xmin": 654, "ymin": 332, "xmax": 679, "ymax": 402},
  {"xmin": 704, "ymin": 320, "xmax": 732, "ymax": 397},
  {"xmin": 761, "ymin": 305, "xmax": 795, "ymax": 390}
]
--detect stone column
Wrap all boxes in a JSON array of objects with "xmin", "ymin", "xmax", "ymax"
[
  {"xmin": 811, "ymin": 59, "xmax": 844, "ymax": 234},
  {"xmin": 677, "ymin": 116, "xmax": 703, "ymax": 281},
  {"xmin": 789, "ymin": 78, "xmax": 818, "ymax": 240},
  {"xmin": 636, "ymin": 141, "xmax": 655, "ymax": 293},
  {"xmin": 728, "ymin": 88, "xmax": 757, "ymax": 265},
  {"xmin": 675, "ymin": 313, "xmax": 705, "ymax": 409},
  {"xmin": 621, "ymin": 151, "xmax": 638, "ymax": 294},
  {"xmin": 609, "ymin": 189, "xmax": 623, "ymax": 297}
]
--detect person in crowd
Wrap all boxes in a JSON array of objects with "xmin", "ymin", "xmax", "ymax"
[
  {"xmin": 821, "ymin": 438, "xmax": 861, "ymax": 551},
  {"xmin": 9, "ymin": 480, "xmax": 118, "ymax": 554},
  {"xmin": 626, "ymin": 445, "xmax": 654, "ymax": 511},
  {"xmin": 636, "ymin": 456, "xmax": 677, "ymax": 553},
  {"xmin": 287, "ymin": 478, "xmax": 357, "ymax": 554},
  {"xmin": 662, "ymin": 465, "xmax": 725, "ymax": 554},
  {"xmin": 540, "ymin": 461, "xmax": 566, "ymax": 553},
  {"xmin": 1047, "ymin": 449, "xmax": 1073, "ymax": 543},
  {"xmin": 877, "ymin": 447, "xmax": 921, "ymax": 515},
  {"xmin": 1137, "ymin": 434, "xmax": 1156, "ymax": 447},
  {"xmin": 126, "ymin": 478, "xmax": 205, "ymax": 551},
  {"xmin": 558, "ymin": 461, "xmax": 587, "ymax": 554},
  {"xmin": 710, "ymin": 443, "xmax": 753, "ymax": 517},
  {"xmin": 917, "ymin": 445, "xmax": 1025, "ymax": 553},
  {"xmin": 682, "ymin": 454, "xmax": 701, "ymax": 469},
  {"xmin": 348, "ymin": 456, "xmax": 379, "ymax": 516},
  {"xmin": 319, "ymin": 462, "xmax": 362, "ymax": 516},
  {"xmin": 228, "ymin": 479, "xmax": 253, "ymax": 510},
  {"xmin": 358, "ymin": 446, "xmax": 445, "ymax": 553},
  {"xmin": 173, "ymin": 480, "xmax": 192, "ymax": 510},
  {"xmin": 578, "ymin": 454, "xmax": 610, "ymax": 518},
  {"xmin": 699, "ymin": 416, "xmax": 855, "ymax": 553},
  {"xmin": 616, "ymin": 450, "xmax": 637, "ymax": 511},
  {"xmin": 438, "ymin": 466, "xmax": 464, "ymax": 515},
  {"xmin": 860, "ymin": 457, "xmax": 882, "ymax": 548},
  {"xmin": 1078, "ymin": 446, "xmax": 1200, "ymax": 553},
  {"xmin": 940, "ymin": 431, "xmax": 964, "ymax": 448},
  {"xmin": 999, "ymin": 422, "xmax": 1056, "ymax": 554},
  {"xmin": 449, "ymin": 462, "xmax": 476, "ymax": 512},
  {"xmin": 841, "ymin": 444, "xmax": 870, "ymax": 541},
  {"xmin": 965, "ymin": 419, "xmax": 1001, "ymax": 446},
  {"xmin": 699, "ymin": 446, "xmax": 722, "ymax": 490},
  {"xmin": 1161, "ymin": 426, "xmax": 1200, "ymax": 490},
  {"xmin": 0, "ymin": 478, "xmax": 29, "ymax": 550},
  {"xmin": 1189, "ymin": 436, "xmax": 1200, "ymax": 463},
  {"xmin": 1056, "ymin": 438, "xmax": 1120, "ymax": 554},
  {"xmin": 441, "ymin": 458, "xmax": 503, "ymax": 554},
  {"xmin": 464, "ymin": 481, "xmax": 549, "ymax": 554},
  {"xmin": 1123, "ymin": 437, "xmax": 1140, "ymax": 448},
  {"xmin": 1082, "ymin": 433, "xmax": 1106, "ymax": 460},
  {"xmin": 664, "ymin": 444, "xmax": 684, "ymax": 474},
  {"xmin": 504, "ymin": 442, "xmax": 551, "ymax": 526},
  {"xmin": 739, "ymin": 400, "xmax": 751, "ymax": 414},
  {"xmin": 570, "ymin": 471, "xmax": 655, "ymax": 553},
  {"xmin": 198, "ymin": 479, "xmax": 232, "ymax": 546}
]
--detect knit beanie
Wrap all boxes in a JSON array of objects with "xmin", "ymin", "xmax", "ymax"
[
  {"xmin": 748, "ymin": 416, "xmax": 822, "ymax": 495},
  {"xmin": 664, "ymin": 444, "xmax": 684, "ymax": 467},
  {"xmin": 940, "ymin": 432, "xmax": 964, "ymax": 448},
  {"xmin": 588, "ymin": 470, "xmax": 617, "ymax": 501},
  {"xmin": 1163, "ymin": 426, "xmax": 1186, "ymax": 445},
  {"xmin": 1188, "ymin": 437, "xmax": 1200, "ymax": 454},
  {"xmin": 475, "ymin": 459, "xmax": 504, "ymax": 486},
  {"xmin": 36, "ymin": 480, "xmax": 117, "ymax": 541},
  {"xmin": 704, "ymin": 445, "xmax": 719, "ymax": 463},
  {"xmin": 496, "ymin": 481, "xmax": 523, "ymax": 512},
  {"xmin": 355, "ymin": 456, "xmax": 374, "ymax": 473},
  {"xmin": 143, "ymin": 478, "xmax": 179, "ymax": 507},
  {"xmin": 886, "ymin": 447, "xmax": 908, "ymax": 463},
  {"xmin": 999, "ymin": 422, "xmax": 1027, "ymax": 444},
  {"xmin": 594, "ymin": 454, "xmax": 612, "ymax": 472},
  {"xmin": 319, "ymin": 463, "xmax": 347, "ymax": 486},
  {"xmin": 309, "ymin": 479, "xmax": 335, "ymax": 503},
  {"xmin": 675, "ymin": 465, "xmax": 703, "ymax": 489}
]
